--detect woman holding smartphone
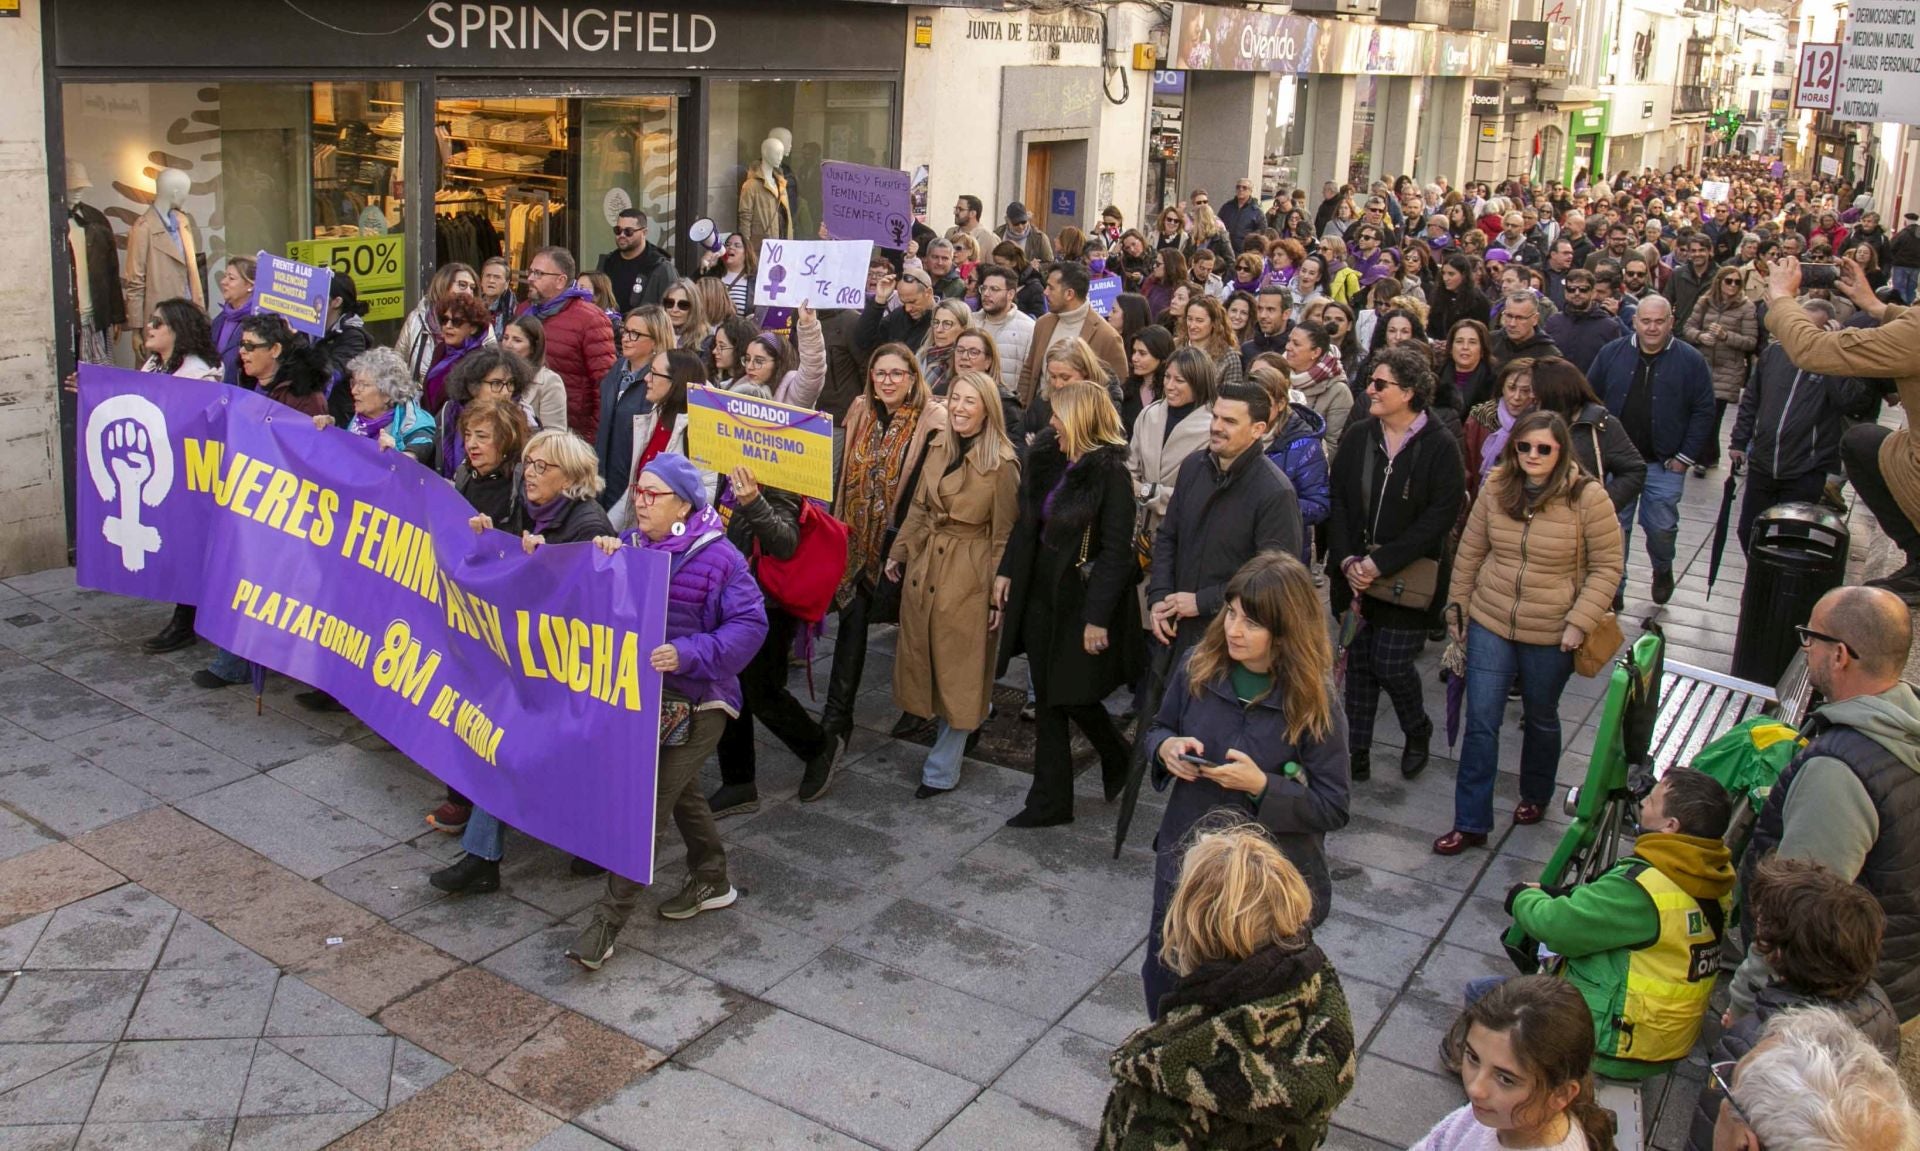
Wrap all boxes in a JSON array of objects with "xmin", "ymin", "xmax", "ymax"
[{"xmin": 1139, "ymin": 551, "xmax": 1351, "ymax": 1016}]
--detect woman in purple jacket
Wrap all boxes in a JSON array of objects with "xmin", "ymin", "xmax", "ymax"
[{"xmin": 567, "ymin": 452, "xmax": 768, "ymax": 971}]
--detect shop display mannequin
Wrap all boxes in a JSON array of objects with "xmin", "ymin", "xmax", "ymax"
[
  {"xmin": 739, "ymin": 136, "xmax": 793, "ymax": 252},
  {"xmin": 66, "ymin": 160, "xmax": 124, "ymax": 365},
  {"xmin": 125, "ymin": 167, "xmax": 204, "ymax": 358}
]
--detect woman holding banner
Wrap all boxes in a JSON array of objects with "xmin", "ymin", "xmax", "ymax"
[
  {"xmin": 566, "ymin": 452, "xmax": 768, "ymax": 971},
  {"xmin": 885, "ymin": 371, "xmax": 1020, "ymax": 798},
  {"xmin": 738, "ymin": 300, "xmax": 825, "ymax": 410},
  {"xmin": 136, "ymin": 297, "xmax": 224, "ymax": 655},
  {"xmin": 319, "ymin": 346, "xmax": 434, "ymax": 465},
  {"xmin": 430, "ymin": 428, "xmax": 613, "ymax": 889},
  {"xmin": 817, "ymin": 344, "xmax": 951, "ymax": 797}
]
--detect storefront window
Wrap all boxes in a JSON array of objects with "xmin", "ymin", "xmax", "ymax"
[
  {"xmin": 63, "ymin": 80, "xmax": 417, "ymax": 361},
  {"xmin": 703, "ymin": 80, "xmax": 893, "ymax": 248},
  {"xmin": 1349, "ymin": 76, "xmax": 1378, "ymax": 189}
]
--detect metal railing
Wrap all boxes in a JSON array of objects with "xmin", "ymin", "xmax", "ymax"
[{"xmin": 1675, "ymin": 85, "xmax": 1713, "ymax": 114}]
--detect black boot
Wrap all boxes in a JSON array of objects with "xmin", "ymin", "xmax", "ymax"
[
  {"xmin": 1401, "ymin": 724, "xmax": 1432, "ymax": 780},
  {"xmin": 1350, "ymin": 748, "xmax": 1371, "ymax": 782},
  {"xmin": 143, "ymin": 604, "xmax": 197, "ymax": 653},
  {"xmin": 429, "ymin": 854, "xmax": 499, "ymax": 894}
]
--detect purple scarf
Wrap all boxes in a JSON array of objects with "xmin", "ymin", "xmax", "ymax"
[
  {"xmin": 521, "ymin": 286, "xmax": 596, "ymax": 323},
  {"xmin": 438, "ymin": 401, "xmax": 465, "ymax": 479},
  {"xmin": 1480, "ymin": 402, "xmax": 1518, "ymax": 477},
  {"xmin": 528, "ymin": 493, "xmax": 572, "ymax": 536},
  {"xmin": 422, "ymin": 336, "xmax": 481, "ymax": 412},
  {"xmin": 622, "ymin": 505, "xmax": 726, "ymax": 556},
  {"xmin": 213, "ymin": 301, "xmax": 252, "ymax": 385},
  {"xmin": 349, "ymin": 409, "xmax": 386, "ymax": 441}
]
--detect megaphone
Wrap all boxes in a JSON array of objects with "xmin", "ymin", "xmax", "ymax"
[{"xmin": 688, "ymin": 218, "xmax": 725, "ymax": 254}]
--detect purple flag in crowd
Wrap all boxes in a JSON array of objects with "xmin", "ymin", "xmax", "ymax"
[{"xmin": 74, "ymin": 365, "xmax": 671, "ymax": 882}]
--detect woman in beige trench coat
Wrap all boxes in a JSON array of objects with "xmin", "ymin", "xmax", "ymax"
[{"xmin": 887, "ymin": 372, "xmax": 1022, "ymax": 798}]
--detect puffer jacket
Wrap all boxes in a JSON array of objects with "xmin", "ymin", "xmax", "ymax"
[
  {"xmin": 1683, "ymin": 295, "xmax": 1759, "ymax": 402},
  {"xmin": 639, "ymin": 510, "xmax": 769, "ymax": 714},
  {"xmin": 1685, "ymin": 977, "xmax": 1901, "ymax": 1151},
  {"xmin": 1730, "ymin": 343, "xmax": 1880, "ymax": 480},
  {"xmin": 528, "ymin": 296, "xmax": 619, "ymax": 439},
  {"xmin": 1264, "ymin": 403, "xmax": 1330, "ymax": 529},
  {"xmin": 1448, "ymin": 471, "xmax": 1623, "ymax": 648}
]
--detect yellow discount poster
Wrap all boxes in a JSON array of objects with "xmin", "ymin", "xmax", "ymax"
[{"xmin": 685, "ymin": 385, "xmax": 835, "ymax": 503}]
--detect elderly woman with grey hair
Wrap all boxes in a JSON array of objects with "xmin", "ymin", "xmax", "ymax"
[{"xmin": 314, "ymin": 346, "xmax": 436, "ymax": 465}]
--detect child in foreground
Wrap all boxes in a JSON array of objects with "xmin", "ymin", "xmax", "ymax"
[
  {"xmin": 1098, "ymin": 822, "xmax": 1356, "ymax": 1150},
  {"xmin": 1414, "ymin": 975, "xmax": 1618, "ymax": 1151}
]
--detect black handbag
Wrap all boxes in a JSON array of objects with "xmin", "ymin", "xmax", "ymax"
[{"xmin": 866, "ymin": 526, "xmax": 904, "ymax": 625}]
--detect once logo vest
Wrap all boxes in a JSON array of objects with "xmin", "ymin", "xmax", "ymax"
[
  {"xmin": 1607, "ymin": 861, "xmax": 1728, "ymax": 1066},
  {"xmin": 1751, "ymin": 723, "xmax": 1920, "ymax": 1021}
]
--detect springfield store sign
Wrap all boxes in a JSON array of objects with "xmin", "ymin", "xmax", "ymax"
[
  {"xmin": 1834, "ymin": 1, "xmax": 1920, "ymax": 126},
  {"xmin": 424, "ymin": 4, "xmax": 715, "ymax": 53}
]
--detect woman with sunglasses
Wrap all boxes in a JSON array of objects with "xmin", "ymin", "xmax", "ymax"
[
  {"xmin": 591, "ymin": 306, "xmax": 673, "ymax": 504},
  {"xmin": 1438, "ymin": 411, "xmax": 1621, "ymax": 855},
  {"xmin": 1155, "ymin": 206, "xmax": 1190, "ymax": 254},
  {"xmin": 1325, "ymin": 346, "xmax": 1465, "ymax": 786},
  {"xmin": 662, "ymin": 278, "xmax": 709, "ymax": 352},
  {"xmin": 134, "ymin": 298, "xmax": 224, "ymax": 654},
  {"xmin": 421, "ymin": 293, "xmax": 493, "ymax": 413},
  {"xmin": 1680, "ymin": 266, "xmax": 1758, "ymax": 476},
  {"xmin": 817, "ymin": 345, "xmax": 951, "ymax": 792},
  {"xmin": 396, "ymin": 262, "xmax": 491, "ymax": 383},
  {"xmin": 1144, "ymin": 248, "xmax": 1190, "ymax": 318}
]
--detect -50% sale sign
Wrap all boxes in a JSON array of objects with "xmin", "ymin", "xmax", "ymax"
[{"xmin": 286, "ymin": 236, "xmax": 407, "ymax": 323}]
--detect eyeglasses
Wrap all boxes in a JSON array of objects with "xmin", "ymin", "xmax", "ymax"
[
  {"xmin": 523, "ymin": 459, "xmax": 554, "ymax": 478},
  {"xmin": 620, "ymin": 328, "xmax": 651, "ymax": 342},
  {"xmin": 741, "ymin": 353, "xmax": 775, "ymax": 369},
  {"xmin": 1366, "ymin": 375, "xmax": 1401, "ymax": 392},
  {"xmin": 526, "ymin": 268, "xmax": 567, "ymax": 281},
  {"xmin": 1794, "ymin": 624, "xmax": 1855, "ymax": 658},
  {"xmin": 645, "ymin": 368, "xmax": 675, "ymax": 383},
  {"xmin": 872, "ymin": 368, "xmax": 912, "ymax": 382},
  {"xmin": 1194, "ymin": 199, "xmax": 1210, "ymax": 207},
  {"xmin": 613, "ymin": 227, "xmax": 642, "ymax": 237},
  {"xmin": 1514, "ymin": 441, "xmax": 1557, "ymax": 457},
  {"xmin": 145, "ymin": 317, "xmax": 167, "ymax": 330},
  {"xmin": 1566, "ymin": 283, "xmax": 1593, "ymax": 293},
  {"xmin": 480, "ymin": 375, "xmax": 515, "ymax": 391},
  {"xmin": 238, "ymin": 340, "xmax": 271, "ymax": 352},
  {"xmin": 628, "ymin": 486, "xmax": 674, "ymax": 507},
  {"xmin": 664, "ymin": 298, "xmax": 691, "ymax": 311},
  {"xmin": 1709, "ymin": 1061, "xmax": 1758, "ymax": 1132}
]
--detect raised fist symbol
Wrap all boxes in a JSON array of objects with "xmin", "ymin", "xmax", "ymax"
[{"xmin": 84, "ymin": 393, "xmax": 175, "ymax": 574}]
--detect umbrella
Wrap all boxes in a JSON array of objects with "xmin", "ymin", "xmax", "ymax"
[
  {"xmin": 1705, "ymin": 463, "xmax": 1741, "ymax": 599},
  {"xmin": 1333, "ymin": 596, "xmax": 1365, "ymax": 689},
  {"xmin": 1441, "ymin": 607, "xmax": 1467, "ymax": 748},
  {"xmin": 1113, "ymin": 640, "xmax": 1176, "ymax": 860},
  {"xmin": 251, "ymin": 661, "xmax": 267, "ymax": 716}
]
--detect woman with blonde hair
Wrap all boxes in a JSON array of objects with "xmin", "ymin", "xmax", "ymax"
[
  {"xmin": 886, "ymin": 371, "xmax": 1021, "ymax": 798},
  {"xmin": 1141, "ymin": 551, "xmax": 1351, "ymax": 1009},
  {"xmin": 661, "ymin": 277, "xmax": 709, "ymax": 351},
  {"xmin": 996, "ymin": 381, "xmax": 1140, "ymax": 827},
  {"xmin": 1179, "ymin": 295, "xmax": 1245, "ymax": 389},
  {"xmin": 1100, "ymin": 824, "xmax": 1356, "ymax": 1150},
  {"xmin": 817, "ymin": 344, "xmax": 951, "ymax": 790},
  {"xmin": 691, "ymin": 276, "xmax": 736, "ymax": 328},
  {"xmin": 917, "ymin": 298, "xmax": 972, "ymax": 396}
]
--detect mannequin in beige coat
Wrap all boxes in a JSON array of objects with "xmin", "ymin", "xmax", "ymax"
[
  {"xmin": 125, "ymin": 168, "xmax": 204, "ymax": 359},
  {"xmin": 738, "ymin": 137, "xmax": 793, "ymax": 253}
]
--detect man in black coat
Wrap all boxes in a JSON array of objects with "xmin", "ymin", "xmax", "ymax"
[
  {"xmin": 1489, "ymin": 292, "xmax": 1562, "ymax": 372},
  {"xmin": 1543, "ymin": 271, "xmax": 1623, "ymax": 376},
  {"xmin": 1146, "ymin": 382, "xmax": 1303, "ymax": 657},
  {"xmin": 854, "ymin": 266, "xmax": 933, "ymax": 358}
]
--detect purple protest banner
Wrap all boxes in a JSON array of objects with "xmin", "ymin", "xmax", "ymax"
[
  {"xmin": 74, "ymin": 365, "xmax": 671, "ymax": 882},
  {"xmin": 248, "ymin": 250, "xmax": 333, "ymax": 340},
  {"xmin": 820, "ymin": 160, "xmax": 914, "ymax": 249}
]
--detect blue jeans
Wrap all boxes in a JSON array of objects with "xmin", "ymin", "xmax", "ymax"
[
  {"xmin": 1617, "ymin": 464, "xmax": 1685, "ymax": 580},
  {"xmin": 1892, "ymin": 265, "xmax": 1919, "ymax": 306},
  {"xmin": 1465, "ymin": 975, "xmax": 1508, "ymax": 1006},
  {"xmin": 1454, "ymin": 622, "xmax": 1574, "ymax": 835},
  {"xmin": 922, "ymin": 718, "xmax": 968, "ymax": 789},
  {"xmin": 462, "ymin": 807, "xmax": 504, "ymax": 861},
  {"xmin": 207, "ymin": 646, "xmax": 252, "ymax": 684}
]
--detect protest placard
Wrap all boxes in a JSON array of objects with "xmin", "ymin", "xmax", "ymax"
[
  {"xmin": 685, "ymin": 384, "xmax": 835, "ymax": 502},
  {"xmin": 74, "ymin": 366, "xmax": 672, "ymax": 881},
  {"xmin": 820, "ymin": 160, "xmax": 914, "ymax": 248},
  {"xmin": 1088, "ymin": 274, "xmax": 1122, "ymax": 317},
  {"xmin": 248, "ymin": 251, "xmax": 333, "ymax": 339},
  {"xmin": 753, "ymin": 238, "xmax": 874, "ymax": 311},
  {"xmin": 1700, "ymin": 180, "xmax": 1731, "ymax": 203}
]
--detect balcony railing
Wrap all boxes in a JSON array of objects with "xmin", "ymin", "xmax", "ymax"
[{"xmin": 1675, "ymin": 85, "xmax": 1713, "ymax": 114}]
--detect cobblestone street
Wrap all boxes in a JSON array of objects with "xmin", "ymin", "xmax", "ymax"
[{"xmin": 0, "ymin": 466, "xmax": 1899, "ymax": 1149}]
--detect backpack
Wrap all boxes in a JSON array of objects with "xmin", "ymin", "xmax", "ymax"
[{"xmin": 752, "ymin": 499, "xmax": 848, "ymax": 622}]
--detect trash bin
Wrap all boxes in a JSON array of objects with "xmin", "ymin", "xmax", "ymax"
[{"xmin": 1731, "ymin": 502, "xmax": 1849, "ymax": 684}]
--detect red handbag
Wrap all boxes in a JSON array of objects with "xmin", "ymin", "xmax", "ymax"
[{"xmin": 752, "ymin": 500, "xmax": 849, "ymax": 623}]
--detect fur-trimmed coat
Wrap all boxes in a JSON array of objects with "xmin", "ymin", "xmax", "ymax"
[{"xmin": 1099, "ymin": 940, "xmax": 1357, "ymax": 1150}]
